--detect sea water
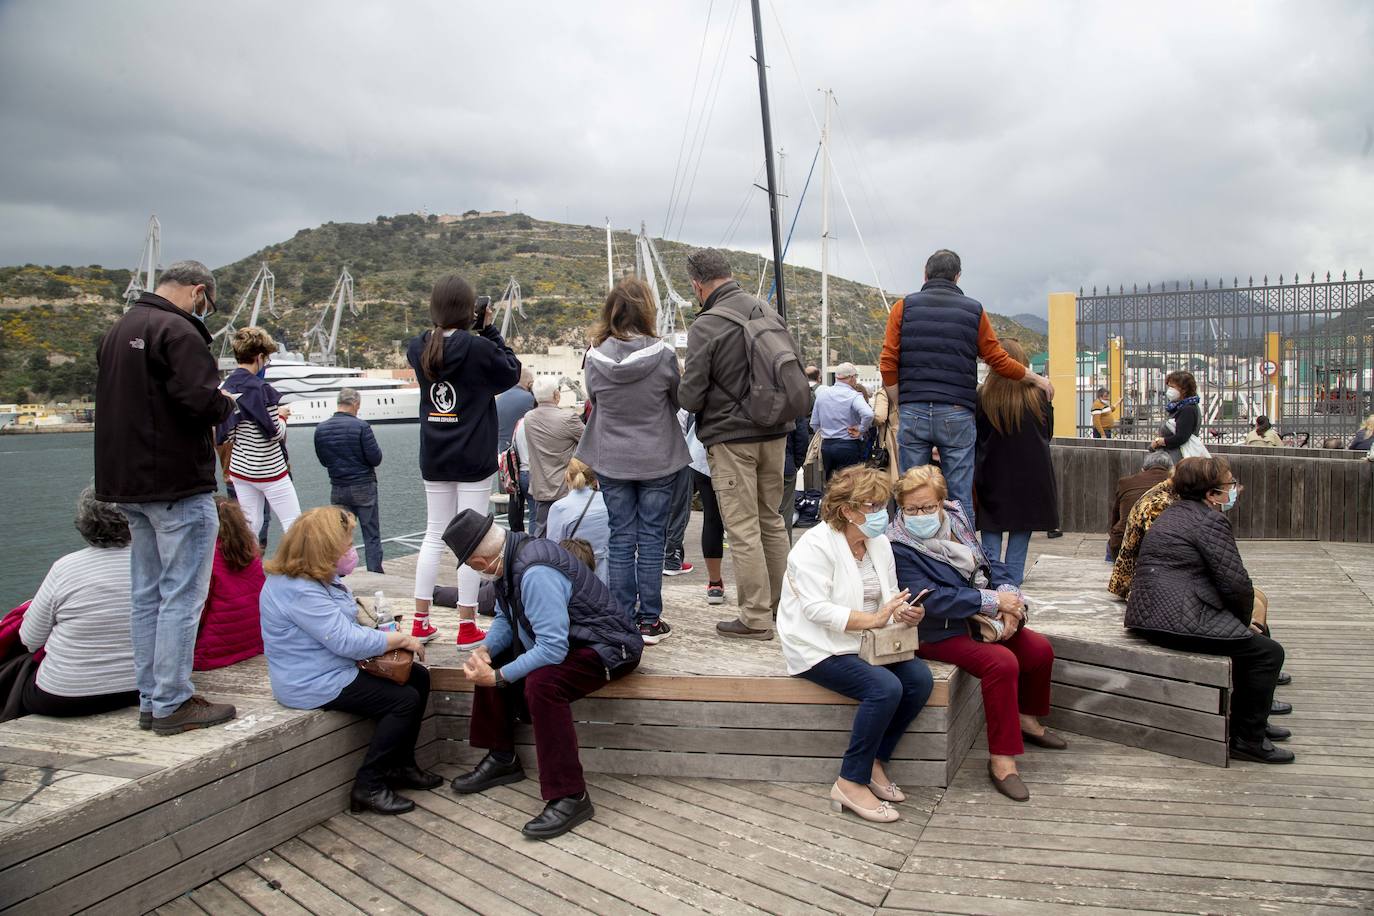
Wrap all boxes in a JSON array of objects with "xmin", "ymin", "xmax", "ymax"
[{"xmin": 0, "ymin": 425, "xmax": 435, "ymax": 605}]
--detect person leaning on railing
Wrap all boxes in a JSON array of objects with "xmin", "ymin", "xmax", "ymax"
[
  {"xmin": 259, "ymin": 507, "xmax": 436, "ymax": 816},
  {"xmin": 775, "ymin": 466, "xmax": 933, "ymax": 824}
]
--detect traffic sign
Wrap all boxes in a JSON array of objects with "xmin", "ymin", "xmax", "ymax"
[{"xmin": 1261, "ymin": 359, "xmax": 1278, "ymax": 378}]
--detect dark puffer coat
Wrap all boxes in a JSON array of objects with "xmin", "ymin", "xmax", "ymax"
[{"xmin": 1125, "ymin": 499, "xmax": 1254, "ymax": 640}]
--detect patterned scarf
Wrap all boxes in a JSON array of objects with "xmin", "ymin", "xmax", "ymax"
[
  {"xmin": 885, "ymin": 498, "xmax": 990, "ymax": 587},
  {"xmin": 1165, "ymin": 394, "xmax": 1200, "ymax": 415}
]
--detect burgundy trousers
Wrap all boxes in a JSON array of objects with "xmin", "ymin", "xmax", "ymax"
[
  {"xmin": 917, "ymin": 627, "xmax": 1055, "ymax": 756},
  {"xmin": 469, "ymin": 645, "xmax": 635, "ymax": 800}
]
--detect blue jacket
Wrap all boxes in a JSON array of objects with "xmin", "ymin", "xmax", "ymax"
[
  {"xmin": 897, "ymin": 279, "xmax": 983, "ymax": 410},
  {"xmin": 259, "ymin": 573, "xmax": 388, "ymax": 709},
  {"xmin": 314, "ymin": 411, "xmax": 383, "ymax": 485}
]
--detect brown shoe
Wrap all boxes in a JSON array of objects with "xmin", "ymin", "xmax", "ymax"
[
  {"xmin": 987, "ymin": 761, "xmax": 1030, "ymax": 802},
  {"xmin": 152, "ymin": 695, "xmax": 237, "ymax": 736},
  {"xmin": 716, "ymin": 619, "xmax": 773, "ymax": 640},
  {"xmin": 1022, "ymin": 729, "xmax": 1068, "ymax": 750}
]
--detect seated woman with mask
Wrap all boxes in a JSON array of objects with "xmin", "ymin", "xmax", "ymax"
[
  {"xmin": 887, "ymin": 465, "xmax": 1063, "ymax": 803},
  {"xmin": 260, "ymin": 507, "xmax": 435, "ymax": 815}
]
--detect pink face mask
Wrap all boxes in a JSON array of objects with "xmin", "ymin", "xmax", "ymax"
[{"xmin": 336, "ymin": 546, "xmax": 359, "ymax": 578}]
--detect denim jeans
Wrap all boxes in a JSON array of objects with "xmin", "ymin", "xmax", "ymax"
[
  {"xmin": 980, "ymin": 530, "xmax": 1032, "ymax": 586},
  {"xmin": 119, "ymin": 493, "xmax": 219, "ymax": 718},
  {"xmin": 599, "ymin": 471, "xmax": 677, "ymax": 626},
  {"xmin": 333, "ymin": 481, "xmax": 384, "ymax": 573},
  {"xmin": 797, "ymin": 654, "xmax": 934, "ymax": 783},
  {"xmin": 898, "ymin": 402, "xmax": 977, "ymax": 523},
  {"xmin": 663, "ymin": 465, "xmax": 695, "ymax": 561}
]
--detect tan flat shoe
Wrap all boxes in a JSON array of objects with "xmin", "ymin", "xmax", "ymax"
[
  {"xmin": 870, "ymin": 781, "xmax": 906, "ymax": 803},
  {"xmin": 829, "ymin": 782, "xmax": 899, "ymax": 822},
  {"xmin": 987, "ymin": 762, "xmax": 1030, "ymax": 802}
]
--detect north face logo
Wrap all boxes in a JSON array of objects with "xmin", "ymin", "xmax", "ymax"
[{"xmin": 129, "ymin": 338, "xmax": 146, "ymax": 350}]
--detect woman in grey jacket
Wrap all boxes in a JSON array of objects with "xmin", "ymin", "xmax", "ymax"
[{"xmin": 576, "ymin": 278, "xmax": 690, "ymax": 644}]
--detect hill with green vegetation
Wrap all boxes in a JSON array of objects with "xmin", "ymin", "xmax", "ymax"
[{"xmin": 0, "ymin": 212, "xmax": 1047, "ymax": 402}]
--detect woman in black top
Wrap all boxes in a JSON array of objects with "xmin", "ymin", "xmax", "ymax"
[
  {"xmin": 1150, "ymin": 370, "xmax": 1202, "ymax": 464},
  {"xmin": 405, "ymin": 275, "xmax": 521, "ymax": 648}
]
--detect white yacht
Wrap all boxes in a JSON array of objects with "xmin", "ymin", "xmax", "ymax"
[{"xmin": 264, "ymin": 356, "xmax": 419, "ymax": 426}]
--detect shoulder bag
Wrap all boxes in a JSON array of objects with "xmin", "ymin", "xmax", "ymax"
[
  {"xmin": 358, "ymin": 648, "xmax": 415, "ymax": 685},
  {"xmin": 859, "ymin": 623, "xmax": 917, "ymax": 665}
]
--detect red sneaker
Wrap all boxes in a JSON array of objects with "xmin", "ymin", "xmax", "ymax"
[
  {"xmin": 456, "ymin": 620, "xmax": 486, "ymax": 649},
  {"xmin": 411, "ymin": 617, "xmax": 438, "ymax": 644}
]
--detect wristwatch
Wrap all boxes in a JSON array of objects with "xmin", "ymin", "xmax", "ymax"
[{"xmin": 492, "ymin": 668, "xmax": 508, "ymax": 689}]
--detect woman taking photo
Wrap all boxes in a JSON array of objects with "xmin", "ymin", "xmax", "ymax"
[
  {"xmin": 777, "ymin": 466, "xmax": 933, "ymax": 824},
  {"xmin": 575, "ymin": 277, "xmax": 690, "ymax": 645},
  {"xmin": 193, "ymin": 497, "xmax": 265, "ymax": 671},
  {"xmin": 260, "ymin": 507, "xmax": 437, "ymax": 814},
  {"xmin": 407, "ymin": 275, "xmax": 522, "ymax": 647},
  {"xmin": 888, "ymin": 465, "xmax": 1062, "ymax": 803},
  {"xmin": 973, "ymin": 339, "xmax": 1057, "ymax": 585},
  {"xmin": 1150, "ymin": 370, "xmax": 1203, "ymax": 463},
  {"xmin": 1125, "ymin": 457, "xmax": 1292, "ymax": 763},
  {"xmin": 220, "ymin": 327, "xmax": 298, "ymax": 536}
]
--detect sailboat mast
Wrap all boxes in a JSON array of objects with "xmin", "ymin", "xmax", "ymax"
[
  {"xmin": 605, "ymin": 218, "xmax": 614, "ymax": 291},
  {"xmin": 749, "ymin": 0, "xmax": 787, "ymax": 321},
  {"xmin": 819, "ymin": 89, "xmax": 832, "ymax": 381}
]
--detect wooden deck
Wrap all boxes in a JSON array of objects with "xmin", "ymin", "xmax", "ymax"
[{"xmin": 163, "ymin": 535, "xmax": 1374, "ymax": 915}]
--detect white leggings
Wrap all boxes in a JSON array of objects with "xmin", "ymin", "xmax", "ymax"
[
  {"xmin": 234, "ymin": 475, "xmax": 301, "ymax": 537},
  {"xmin": 414, "ymin": 477, "xmax": 494, "ymax": 606}
]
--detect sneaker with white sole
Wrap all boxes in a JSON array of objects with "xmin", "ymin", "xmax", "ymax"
[
  {"xmin": 706, "ymin": 582, "xmax": 725, "ymax": 605},
  {"xmin": 662, "ymin": 560, "xmax": 694, "ymax": 577},
  {"xmin": 456, "ymin": 620, "xmax": 486, "ymax": 649},
  {"xmin": 639, "ymin": 620, "xmax": 673, "ymax": 645},
  {"xmin": 412, "ymin": 618, "xmax": 439, "ymax": 643}
]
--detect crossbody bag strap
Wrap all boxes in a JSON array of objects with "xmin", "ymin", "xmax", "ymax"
[{"xmin": 566, "ymin": 491, "xmax": 595, "ymax": 538}]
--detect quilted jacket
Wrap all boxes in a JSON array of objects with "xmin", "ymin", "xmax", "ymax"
[
  {"xmin": 1124, "ymin": 499, "xmax": 1254, "ymax": 640},
  {"xmin": 194, "ymin": 544, "xmax": 266, "ymax": 670}
]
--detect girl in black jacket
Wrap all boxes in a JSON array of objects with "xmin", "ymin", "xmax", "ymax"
[{"xmin": 406, "ymin": 276, "xmax": 521, "ymax": 647}]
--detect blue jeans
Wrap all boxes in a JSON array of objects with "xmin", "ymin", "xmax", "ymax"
[
  {"xmin": 119, "ymin": 493, "xmax": 219, "ymax": 717},
  {"xmin": 980, "ymin": 530, "xmax": 1032, "ymax": 586},
  {"xmin": 898, "ymin": 402, "xmax": 977, "ymax": 523},
  {"xmin": 663, "ymin": 465, "xmax": 695, "ymax": 561},
  {"xmin": 333, "ymin": 481, "xmax": 383, "ymax": 573},
  {"xmin": 600, "ymin": 472, "xmax": 677, "ymax": 626},
  {"xmin": 820, "ymin": 437, "xmax": 866, "ymax": 482},
  {"xmin": 797, "ymin": 654, "xmax": 934, "ymax": 783}
]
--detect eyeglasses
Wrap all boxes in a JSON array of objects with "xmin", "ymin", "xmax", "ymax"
[
  {"xmin": 855, "ymin": 501, "xmax": 884, "ymax": 513},
  {"xmin": 1218, "ymin": 480, "xmax": 1244, "ymax": 492},
  {"xmin": 901, "ymin": 503, "xmax": 941, "ymax": 517}
]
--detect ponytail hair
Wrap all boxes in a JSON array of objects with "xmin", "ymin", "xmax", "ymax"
[{"xmin": 421, "ymin": 274, "xmax": 476, "ymax": 381}]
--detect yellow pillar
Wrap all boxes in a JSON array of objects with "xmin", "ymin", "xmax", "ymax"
[
  {"xmin": 1108, "ymin": 335, "xmax": 1124, "ymax": 407},
  {"xmin": 1047, "ymin": 291, "xmax": 1078, "ymax": 437},
  {"xmin": 1265, "ymin": 331, "xmax": 1281, "ymax": 421}
]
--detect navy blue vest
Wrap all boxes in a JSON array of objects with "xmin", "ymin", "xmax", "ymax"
[
  {"xmin": 493, "ymin": 533, "xmax": 644, "ymax": 674},
  {"xmin": 897, "ymin": 279, "xmax": 984, "ymax": 410}
]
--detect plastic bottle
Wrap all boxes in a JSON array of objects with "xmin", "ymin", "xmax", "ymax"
[{"xmin": 374, "ymin": 591, "xmax": 396, "ymax": 631}]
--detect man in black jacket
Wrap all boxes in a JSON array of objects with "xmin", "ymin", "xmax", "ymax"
[
  {"xmin": 314, "ymin": 388, "xmax": 385, "ymax": 573},
  {"xmin": 95, "ymin": 260, "xmax": 238, "ymax": 735}
]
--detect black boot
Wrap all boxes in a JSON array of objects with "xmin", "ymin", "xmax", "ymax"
[
  {"xmin": 522, "ymin": 792, "xmax": 594, "ymax": 839},
  {"xmin": 450, "ymin": 752, "xmax": 525, "ymax": 795},
  {"xmin": 386, "ymin": 765, "xmax": 443, "ymax": 790},
  {"xmin": 1230, "ymin": 736, "xmax": 1295, "ymax": 764},
  {"xmin": 1270, "ymin": 700, "xmax": 1293, "ymax": 716},
  {"xmin": 1265, "ymin": 724, "xmax": 1292, "ymax": 742},
  {"xmin": 1276, "ymin": 671, "xmax": 1292, "ymax": 686},
  {"xmin": 350, "ymin": 783, "xmax": 415, "ymax": 815}
]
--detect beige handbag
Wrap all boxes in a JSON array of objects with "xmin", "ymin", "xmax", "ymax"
[{"xmin": 859, "ymin": 623, "xmax": 917, "ymax": 665}]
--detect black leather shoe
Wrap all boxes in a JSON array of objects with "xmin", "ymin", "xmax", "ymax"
[
  {"xmin": 350, "ymin": 784, "xmax": 415, "ymax": 815},
  {"xmin": 386, "ymin": 765, "xmax": 443, "ymax": 790},
  {"xmin": 1270, "ymin": 700, "xmax": 1293, "ymax": 716},
  {"xmin": 522, "ymin": 792, "xmax": 594, "ymax": 839},
  {"xmin": 450, "ymin": 752, "xmax": 525, "ymax": 795},
  {"xmin": 1265, "ymin": 725, "xmax": 1292, "ymax": 742},
  {"xmin": 1276, "ymin": 671, "xmax": 1292, "ymax": 686},
  {"xmin": 1229, "ymin": 737, "xmax": 1295, "ymax": 764}
]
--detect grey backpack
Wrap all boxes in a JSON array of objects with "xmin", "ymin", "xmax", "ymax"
[{"xmin": 712, "ymin": 304, "xmax": 810, "ymax": 428}]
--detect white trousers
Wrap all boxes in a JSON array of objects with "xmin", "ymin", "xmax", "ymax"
[
  {"xmin": 234, "ymin": 475, "xmax": 301, "ymax": 537},
  {"xmin": 414, "ymin": 477, "xmax": 494, "ymax": 606}
]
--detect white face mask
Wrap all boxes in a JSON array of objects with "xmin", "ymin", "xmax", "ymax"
[{"xmin": 1166, "ymin": 387, "xmax": 1181, "ymax": 402}]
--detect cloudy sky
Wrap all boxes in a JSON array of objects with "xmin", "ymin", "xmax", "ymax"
[{"xmin": 1, "ymin": 0, "xmax": 1370, "ymax": 317}]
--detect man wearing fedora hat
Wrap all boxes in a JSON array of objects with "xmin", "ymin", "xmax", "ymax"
[{"xmin": 443, "ymin": 509, "xmax": 643, "ymax": 839}]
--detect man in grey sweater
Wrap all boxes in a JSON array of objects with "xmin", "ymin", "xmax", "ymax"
[{"xmin": 678, "ymin": 249, "xmax": 798, "ymax": 640}]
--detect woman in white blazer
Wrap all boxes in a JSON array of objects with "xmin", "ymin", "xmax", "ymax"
[{"xmin": 777, "ymin": 466, "xmax": 933, "ymax": 824}]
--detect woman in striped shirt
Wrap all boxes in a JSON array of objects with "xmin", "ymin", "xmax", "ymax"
[{"xmin": 220, "ymin": 327, "xmax": 300, "ymax": 536}]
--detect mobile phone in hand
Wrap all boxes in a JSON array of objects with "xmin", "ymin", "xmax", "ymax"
[{"xmin": 474, "ymin": 295, "xmax": 492, "ymax": 328}]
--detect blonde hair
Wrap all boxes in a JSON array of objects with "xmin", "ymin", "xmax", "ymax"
[
  {"xmin": 819, "ymin": 466, "xmax": 893, "ymax": 531},
  {"xmin": 265, "ymin": 507, "xmax": 355, "ymax": 583},
  {"xmin": 565, "ymin": 458, "xmax": 598, "ymax": 490},
  {"xmin": 231, "ymin": 326, "xmax": 278, "ymax": 364},
  {"xmin": 1361, "ymin": 414, "xmax": 1374, "ymax": 434},
  {"xmin": 893, "ymin": 465, "xmax": 948, "ymax": 506}
]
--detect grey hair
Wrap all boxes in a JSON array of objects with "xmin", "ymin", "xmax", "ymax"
[
  {"xmin": 1142, "ymin": 451, "xmax": 1173, "ymax": 472},
  {"xmin": 533, "ymin": 378, "xmax": 559, "ymax": 404},
  {"xmin": 337, "ymin": 387, "xmax": 361, "ymax": 406},
  {"xmin": 74, "ymin": 486, "xmax": 131, "ymax": 549},
  {"xmin": 472, "ymin": 524, "xmax": 507, "ymax": 561},
  {"xmin": 157, "ymin": 260, "xmax": 217, "ymax": 299},
  {"xmin": 685, "ymin": 248, "xmax": 733, "ymax": 284}
]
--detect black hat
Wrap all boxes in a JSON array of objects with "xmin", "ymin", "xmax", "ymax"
[{"xmin": 443, "ymin": 509, "xmax": 495, "ymax": 564}]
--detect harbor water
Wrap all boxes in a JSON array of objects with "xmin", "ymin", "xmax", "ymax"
[{"xmin": 1, "ymin": 424, "xmax": 438, "ymax": 606}]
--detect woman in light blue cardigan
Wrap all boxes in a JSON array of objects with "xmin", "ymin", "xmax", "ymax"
[{"xmin": 260, "ymin": 507, "xmax": 435, "ymax": 815}]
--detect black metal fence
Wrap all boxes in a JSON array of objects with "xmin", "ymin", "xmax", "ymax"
[{"xmin": 1075, "ymin": 272, "xmax": 1374, "ymax": 446}]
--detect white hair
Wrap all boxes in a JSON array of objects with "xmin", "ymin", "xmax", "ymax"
[
  {"xmin": 471, "ymin": 524, "xmax": 507, "ymax": 561},
  {"xmin": 533, "ymin": 378, "xmax": 560, "ymax": 404}
]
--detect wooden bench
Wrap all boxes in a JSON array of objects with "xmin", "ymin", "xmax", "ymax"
[
  {"xmin": 0, "ymin": 656, "xmax": 437, "ymax": 915},
  {"xmin": 1021, "ymin": 554, "xmax": 1232, "ymax": 766}
]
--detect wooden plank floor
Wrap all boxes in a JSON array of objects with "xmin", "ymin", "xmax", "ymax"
[{"xmin": 177, "ymin": 535, "xmax": 1374, "ymax": 915}]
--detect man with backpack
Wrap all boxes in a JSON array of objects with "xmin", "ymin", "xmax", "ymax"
[{"xmin": 679, "ymin": 248, "xmax": 809, "ymax": 640}]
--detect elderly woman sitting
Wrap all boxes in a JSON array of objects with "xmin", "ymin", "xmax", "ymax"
[
  {"xmin": 777, "ymin": 466, "xmax": 933, "ymax": 824},
  {"xmin": 887, "ymin": 466, "xmax": 1062, "ymax": 803},
  {"xmin": 16, "ymin": 488, "xmax": 138, "ymax": 719},
  {"xmin": 260, "ymin": 507, "xmax": 437, "ymax": 815}
]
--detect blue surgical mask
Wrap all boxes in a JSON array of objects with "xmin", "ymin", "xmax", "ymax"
[
  {"xmin": 256, "ymin": 364, "xmax": 268, "ymax": 379},
  {"xmin": 905, "ymin": 512, "xmax": 942, "ymax": 539},
  {"xmin": 1220, "ymin": 488, "xmax": 1238, "ymax": 512},
  {"xmin": 857, "ymin": 509, "xmax": 888, "ymax": 538}
]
